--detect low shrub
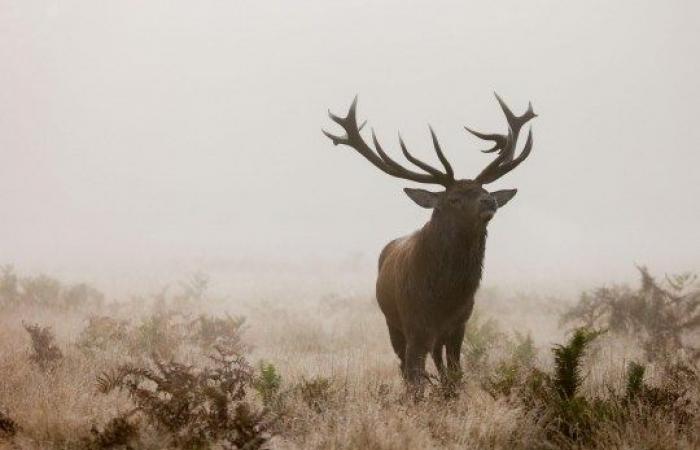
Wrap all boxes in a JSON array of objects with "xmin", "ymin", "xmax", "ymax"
[
  {"xmin": 130, "ymin": 311, "xmax": 187, "ymax": 360},
  {"xmin": 188, "ymin": 314, "xmax": 246, "ymax": 353},
  {"xmin": 0, "ymin": 408, "xmax": 18, "ymax": 439},
  {"xmin": 76, "ymin": 315, "xmax": 130, "ymax": 354},
  {"xmin": 97, "ymin": 347, "xmax": 270, "ymax": 449},
  {"xmin": 1, "ymin": 266, "xmax": 103, "ymax": 311},
  {"xmin": 24, "ymin": 322, "xmax": 63, "ymax": 370},
  {"xmin": 297, "ymin": 377, "xmax": 334, "ymax": 414},
  {"xmin": 483, "ymin": 328, "xmax": 699, "ymax": 447},
  {"xmin": 254, "ymin": 361, "xmax": 283, "ymax": 407},
  {"xmin": 561, "ymin": 266, "xmax": 700, "ymax": 362},
  {"xmin": 79, "ymin": 416, "xmax": 140, "ymax": 450},
  {"xmin": 461, "ymin": 312, "xmax": 506, "ymax": 369}
]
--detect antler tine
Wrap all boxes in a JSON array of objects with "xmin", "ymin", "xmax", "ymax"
[
  {"xmin": 371, "ymin": 129, "xmax": 421, "ymax": 177},
  {"xmin": 495, "ymin": 93, "xmax": 537, "ymax": 134},
  {"xmin": 398, "ymin": 134, "xmax": 444, "ymax": 177},
  {"xmin": 464, "ymin": 126, "xmax": 508, "ymax": 154},
  {"xmin": 323, "ymin": 96, "xmax": 455, "ymax": 186},
  {"xmin": 429, "ymin": 126, "xmax": 454, "ymax": 180},
  {"xmin": 323, "ymin": 96, "xmax": 367, "ymax": 145},
  {"xmin": 322, "ymin": 99, "xmax": 397, "ymax": 175},
  {"xmin": 476, "ymin": 128, "xmax": 533, "ymax": 184},
  {"xmin": 495, "ymin": 94, "xmax": 536, "ymax": 157},
  {"xmin": 471, "ymin": 93, "xmax": 536, "ymax": 184}
]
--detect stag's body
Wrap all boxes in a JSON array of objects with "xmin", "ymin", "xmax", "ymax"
[
  {"xmin": 377, "ymin": 208, "xmax": 486, "ymax": 380},
  {"xmin": 324, "ymin": 94, "xmax": 536, "ymax": 384}
]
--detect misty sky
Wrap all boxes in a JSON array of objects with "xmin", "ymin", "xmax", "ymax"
[{"xmin": 1, "ymin": 1, "xmax": 699, "ymax": 293}]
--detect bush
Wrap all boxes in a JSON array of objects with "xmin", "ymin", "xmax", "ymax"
[
  {"xmin": 173, "ymin": 273, "xmax": 210, "ymax": 308},
  {"xmin": 130, "ymin": 311, "xmax": 187, "ymax": 359},
  {"xmin": 461, "ymin": 312, "xmax": 506, "ymax": 369},
  {"xmin": 509, "ymin": 331, "xmax": 537, "ymax": 367},
  {"xmin": 188, "ymin": 314, "xmax": 246, "ymax": 353},
  {"xmin": 80, "ymin": 416, "xmax": 140, "ymax": 450},
  {"xmin": 0, "ymin": 266, "xmax": 104, "ymax": 311},
  {"xmin": 97, "ymin": 347, "xmax": 270, "ymax": 449},
  {"xmin": 561, "ymin": 266, "xmax": 700, "ymax": 362},
  {"xmin": 483, "ymin": 328, "xmax": 699, "ymax": 447},
  {"xmin": 19, "ymin": 275, "xmax": 61, "ymax": 307},
  {"xmin": 508, "ymin": 329, "xmax": 605, "ymax": 443},
  {"xmin": 24, "ymin": 322, "xmax": 63, "ymax": 370},
  {"xmin": 0, "ymin": 265, "xmax": 19, "ymax": 308},
  {"xmin": 485, "ymin": 331, "xmax": 539, "ymax": 394},
  {"xmin": 0, "ymin": 408, "xmax": 18, "ymax": 439},
  {"xmin": 297, "ymin": 377, "xmax": 333, "ymax": 414},
  {"xmin": 76, "ymin": 315, "xmax": 130, "ymax": 354},
  {"xmin": 482, "ymin": 329, "xmax": 603, "ymax": 443},
  {"xmin": 62, "ymin": 283, "xmax": 105, "ymax": 310},
  {"xmin": 625, "ymin": 361, "xmax": 645, "ymax": 399},
  {"xmin": 625, "ymin": 361, "xmax": 698, "ymax": 427},
  {"xmin": 254, "ymin": 361, "xmax": 283, "ymax": 407},
  {"xmin": 552, "ymin": 329, "xmax": 602, "ymax": 400}
]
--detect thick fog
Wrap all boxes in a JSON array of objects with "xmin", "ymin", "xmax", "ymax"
[{"xmin": 1, "ymin": 1, "xmax": 698, "ymax": 294}]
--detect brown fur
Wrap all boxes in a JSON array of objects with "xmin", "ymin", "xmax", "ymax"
[
  {"xmin": 376, "ymin": 180, "xmax": 512, "ymax": 383},
  {"xmin": 323, "ymin": 94, "xmax": 535, "ymax": 385}
]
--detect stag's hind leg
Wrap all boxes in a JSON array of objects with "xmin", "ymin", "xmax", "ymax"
[{"xmin": 387, "ymin": 325, "xmax": 406, "ymax": 374}]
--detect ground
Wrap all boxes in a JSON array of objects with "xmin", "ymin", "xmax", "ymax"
[{"xmin": 0, "ymin": 270, "xmax": 698, "ymax": 449}]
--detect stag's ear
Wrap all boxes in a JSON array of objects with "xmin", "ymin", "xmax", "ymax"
[
  {"xmin": 404, "ymin": 188, "xmax": 440, "ymax": 209},
  {"xmin": 491, "ymin": 189, "xmax": 518, "ymax": 208}
]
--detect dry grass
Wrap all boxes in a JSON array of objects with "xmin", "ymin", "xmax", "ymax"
[{"xmin": 0, "ymin": 268, "xmax": 698, "ymax": 449}]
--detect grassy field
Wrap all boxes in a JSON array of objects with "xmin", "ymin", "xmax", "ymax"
[{"xmin": 0, "ymin": 267, "xmax": 698, "ymax": 449}]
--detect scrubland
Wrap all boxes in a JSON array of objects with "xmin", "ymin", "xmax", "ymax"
[{"xmin": 0, "ymin": 265, "xmax": 698, "ymax": 449}]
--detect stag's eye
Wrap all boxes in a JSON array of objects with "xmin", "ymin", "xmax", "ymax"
[{"xmin": 448, "ymin": 197, "xmax": 461, "ymax": 205}]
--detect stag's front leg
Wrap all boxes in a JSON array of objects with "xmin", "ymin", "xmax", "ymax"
[
  {"xmin": 431, "ymin": 341, "xmax": 447, "ymax": 381},
  {"xmin": 445, "ymin": 323, "xmax": 466, "ymax": 381},
  {"xmin": 404, "ymin": 338, "xmax": 428, "ymax": 387}
]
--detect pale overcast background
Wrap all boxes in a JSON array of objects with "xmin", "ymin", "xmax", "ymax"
[{"xmin": 1, "ymin": 1, "xmax": 698, "ymax": 295}]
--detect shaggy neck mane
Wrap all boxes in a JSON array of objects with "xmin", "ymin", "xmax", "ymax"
[{"xmin": 414, "ymin": 215, "xmax": 487, "ymax": 300}]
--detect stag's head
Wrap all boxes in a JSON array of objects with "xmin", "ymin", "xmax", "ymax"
[{"xmin": 323, "ymin": 94, "xmax": 536, "ymax": 227}]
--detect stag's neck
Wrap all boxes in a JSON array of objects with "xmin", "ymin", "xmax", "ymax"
[
  {"xmin": 415, "ymin": 217, "xmax": 487, "ymax": 294},
  {"xmin": 421, "ymin": 217, "xmax": 486, "ymax": 259}
]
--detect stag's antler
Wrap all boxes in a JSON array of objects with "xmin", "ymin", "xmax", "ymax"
[
  {"xmin": 466, "ymin": 93, "xmax": 536, "ymax": 184},
  {"xmin": 322, "ymin": 96, "xmax": 455, "ymax": 187}
]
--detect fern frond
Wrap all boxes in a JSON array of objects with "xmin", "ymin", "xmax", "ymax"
[
  {"xmin": 552, "ymin": 328, "xmax": 602, "ymax": 400},
  {"xmin": 625, "ymin": 361, "xmax": 646, "ymax": 399}
]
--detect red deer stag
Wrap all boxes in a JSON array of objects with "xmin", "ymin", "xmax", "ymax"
[{"xmin": 323, "ymin": 94, "xmax": 536, "ymax": 385}]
